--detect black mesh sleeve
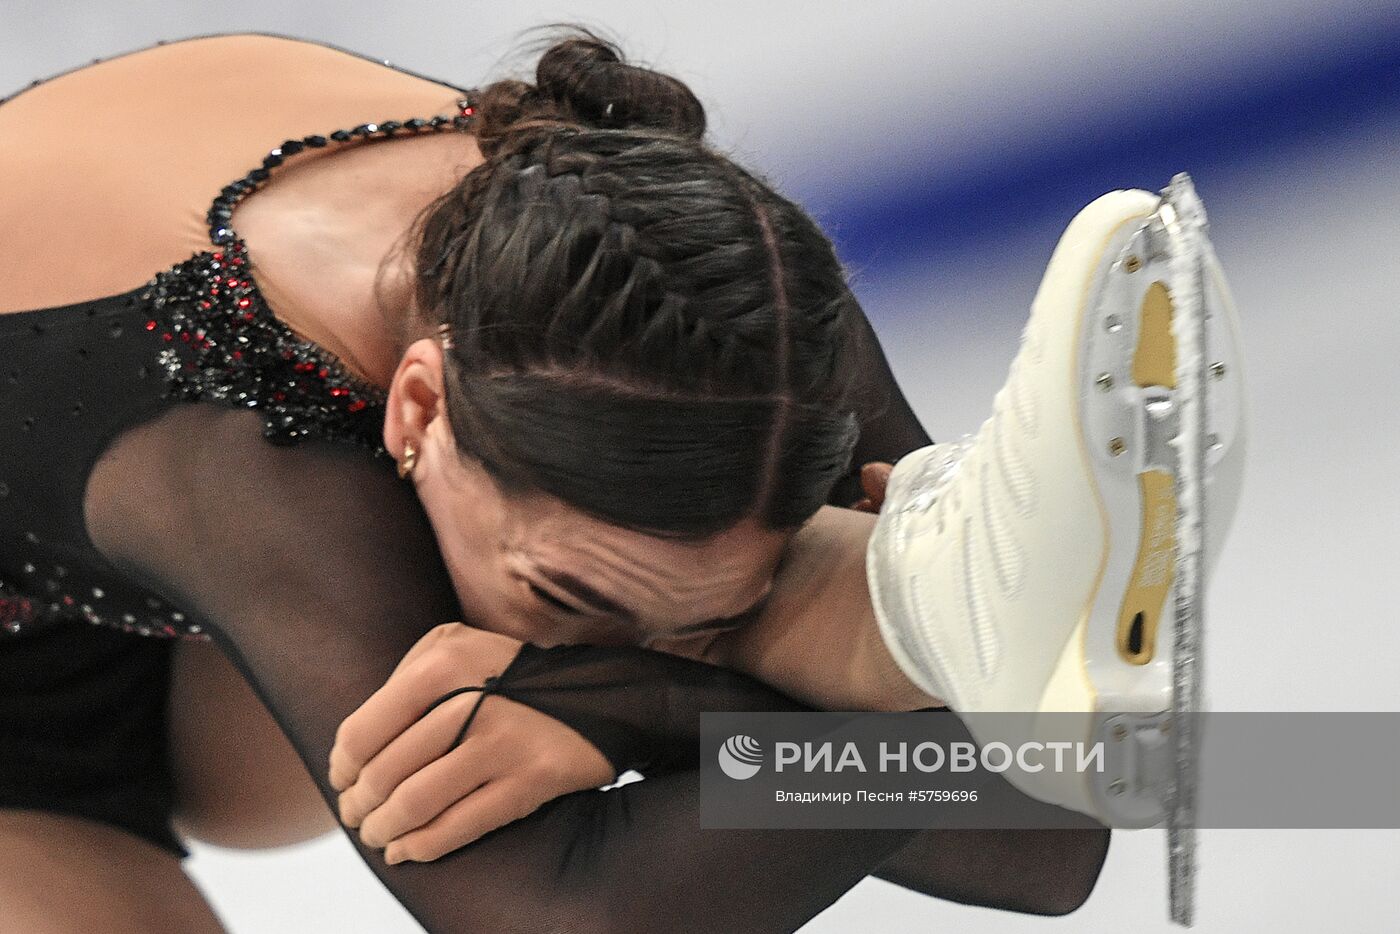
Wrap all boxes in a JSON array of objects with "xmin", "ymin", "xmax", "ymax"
[
  {"xmin": 85, "ymin": 404, "xmax": 918, "ymax": 933},
  {"xmin": 826, "ymin": 303, "xmax": 935, "ymax": 508},
  {"xmin": 477, "ymin": 640, "xmax": 811, "ymax": 776},
  {"xmin": 82, "ymin": 286, "xmax": 1111, "ymax": 932}
]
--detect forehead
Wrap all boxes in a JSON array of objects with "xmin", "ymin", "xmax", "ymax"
[{"xmin": 507, "ymin": 492, "xmax": 790, "ymax": 608}]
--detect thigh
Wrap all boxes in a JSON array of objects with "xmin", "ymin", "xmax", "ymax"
[
  {"xmin": 167, "ymin": 639, "xmax": 337, "ymax": 848},
  {"xmin": 0, "ymin": 618, "xmax": 191, "ymax": 855},
  {"xmin": 0, "ymin": 809, "xmax": 225, "ymax": 934}
]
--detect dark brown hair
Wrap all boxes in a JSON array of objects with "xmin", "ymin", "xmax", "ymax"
[{"xmin": 414, "ymin": 27, "xmax": 870, "ymax": 538}]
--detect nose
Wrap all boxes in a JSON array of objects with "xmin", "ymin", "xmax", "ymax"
[{"xmin": 644, "ymin": 629, "xmax": 722, "ymax": 662}]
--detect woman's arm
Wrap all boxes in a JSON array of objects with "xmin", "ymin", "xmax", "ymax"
[
  {"xmin": 88, "ymin": 401, "xmax": 1106, "ymax": 932},
  {"xmin": 82, "ymin": 403, "xmax": 921, "ymax": 933}
]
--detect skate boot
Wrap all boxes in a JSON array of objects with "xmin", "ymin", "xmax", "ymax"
[{"xmin": 866, "ymin": 174, "xmax": 1246, "ymax": 925}]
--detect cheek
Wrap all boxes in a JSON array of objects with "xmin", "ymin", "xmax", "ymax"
[
  {"xmin": 414, "ymin": 477, "xmax": 509, "ymax": 618},
  {"xmin": 418, "ymin": 476, "xmax": 492, "ymax": 565},
  {"xmin": 413, "ymin": 486, "xmax": 576, "ymax": 644}
]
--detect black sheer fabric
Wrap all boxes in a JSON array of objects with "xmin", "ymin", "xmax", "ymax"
[
  {"xmin": 77, "ymin": 350, "xmax": 1105, "ymax": 933},
  {"xmin": 83, "ymin": 405, "xmax": 910, "ymax": 933},
  {"xmin": 828, "ymin": 302, "xmax": 935, "ymax": 507},
  {"xmin": 2, "ymin": 31, "xmax": 1108, "ymax": 933}
]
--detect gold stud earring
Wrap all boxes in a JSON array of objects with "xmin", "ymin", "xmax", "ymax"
[{"xmin": 397, "ymin": 442, "xmax": 418, "ymax": 480}]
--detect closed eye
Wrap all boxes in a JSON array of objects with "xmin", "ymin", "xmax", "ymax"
[
  {"xmin": 529, "ymin": 581, "xmax": 584, "ymax": 615},
  {"xmin": 667, "ymin": 592, "xmax": 773, "ymax": 638}
]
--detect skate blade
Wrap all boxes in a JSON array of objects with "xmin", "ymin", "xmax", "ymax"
[
  {"xmin": 1160, "ymin": 172, "xmax": 1210, "ymax": 929},
  {"xmin": 1077, "ymin": 172, "xmax": 1233, "ymax": 926}
]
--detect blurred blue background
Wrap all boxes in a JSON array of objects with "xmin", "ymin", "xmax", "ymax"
[{"xmin": 5, "ymin": 2, "xmax": 1398, "ymax": 931}]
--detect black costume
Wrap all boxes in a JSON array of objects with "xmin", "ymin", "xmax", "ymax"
[{"xmin": 0, "ymin": 32, "xmax": 1105, "ymax": 932}]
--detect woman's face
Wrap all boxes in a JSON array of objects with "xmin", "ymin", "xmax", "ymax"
[{"xmin": 385, "ymin": 339, "xmax": 793, "ymax": 652}]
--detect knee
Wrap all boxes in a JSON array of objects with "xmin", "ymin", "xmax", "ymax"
[{"xmin": 0, "ymin": 809, "xmax": 225, "ymax": 933}]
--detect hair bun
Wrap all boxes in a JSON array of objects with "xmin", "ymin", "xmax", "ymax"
[{"xmin": 534, "ymin": 32, "xmax": 706, "ymax": 139}]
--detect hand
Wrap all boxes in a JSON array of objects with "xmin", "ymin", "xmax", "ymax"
[
  {"xmin": 850, "ymin": 461, "xmax": 894, "ymax": 513},
  {"xmin": 328, "ymin": 623, "xmax": 616, "ymax": 864}
]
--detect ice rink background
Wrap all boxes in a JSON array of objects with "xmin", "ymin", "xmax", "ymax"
[{"xmin": 4, "ymin": 1, "xmax": 1398, "ymax": 931}]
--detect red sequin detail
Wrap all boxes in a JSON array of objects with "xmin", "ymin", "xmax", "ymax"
[
  {"xmin": 144, "ymin": 130, "xmax": 396, "ymax": 456},
  {"xmin": 0, "ymin": 595, "xmax": 36, "ymax": 627}
]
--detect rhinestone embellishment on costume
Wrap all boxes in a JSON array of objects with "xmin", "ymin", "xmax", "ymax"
[
  {"xmin": 1, "ymin": 59, "xmax": 479, "ymax": 643},
  {"xmin": 143, "ymin": 240, "xmax": 387, "ymax": 450},
  {"xmin": 0, "ymin": 581, "xmax": 36, "ymax": 635},
  {"xmin": 141, "ymin": 97, "xmax": 479, "ymax": 453}
]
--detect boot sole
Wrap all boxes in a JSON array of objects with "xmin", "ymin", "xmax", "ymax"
[{"xmin": 1037, "ymin": 180, "xmax": 1245, "ymax": 824}]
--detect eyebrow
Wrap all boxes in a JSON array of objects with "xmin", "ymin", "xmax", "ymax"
[
  {"xmin": 537, "ymin": 567, "xmax": 636, "ymax": 620},
  {"xmin": 666, "ymin": 591, "xmax": 774, "ymax": 638}
]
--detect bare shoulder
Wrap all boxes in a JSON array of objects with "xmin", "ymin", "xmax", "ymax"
[
  {"xmin": 0, "ymin": 32, "xmax": 467, "ymax": 311},
  {"xmin": 1, "ymin": 32, "xmax": 464, "ymax": 169},
  {"xmin": 3, "ymin": 32, "xmax": 465, "ymax": 113}
]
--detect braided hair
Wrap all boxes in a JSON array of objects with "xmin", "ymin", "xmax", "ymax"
[{"xmin": 413, "ymin": 29, "xmax": 869, "ymax": 538}]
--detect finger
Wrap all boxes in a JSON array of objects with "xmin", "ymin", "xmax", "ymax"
[
  {"xmin": 390, "ymin": 621, "xmax": 462, "ymax": 679},
  {"xmin": 330, "ymin": 623, "xmax": 476, "ymax": 791},
  {"xmin": 358, "ymin": 739, "xmax": 495, "ymax": 848},
  {"xmin": 860, "ymin": 461, "xmax": 894, "ymax": 509},
  {"xmin": 383, "ymin": 779, "xmax": 541, "ymax": 865},
  {"xmin": 329, "ymin": 642, "xmax": 468, "ymax": 791},
  {"xmin": 330, "ymin": 623, "xmax": 521, "ymax": 791},
  {"xmin": 338, "ymin": 691, "xmax": 483, "ymax": 828}
]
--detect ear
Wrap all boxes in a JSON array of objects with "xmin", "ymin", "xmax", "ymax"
[{"xmin": 384, "ymin": 337, "xmax": 446, "ymax": 460}]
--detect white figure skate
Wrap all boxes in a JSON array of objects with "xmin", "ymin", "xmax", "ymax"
[{"xmin": 866, "ymin": 175, "xmax": 1246, "ymax": 925}]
